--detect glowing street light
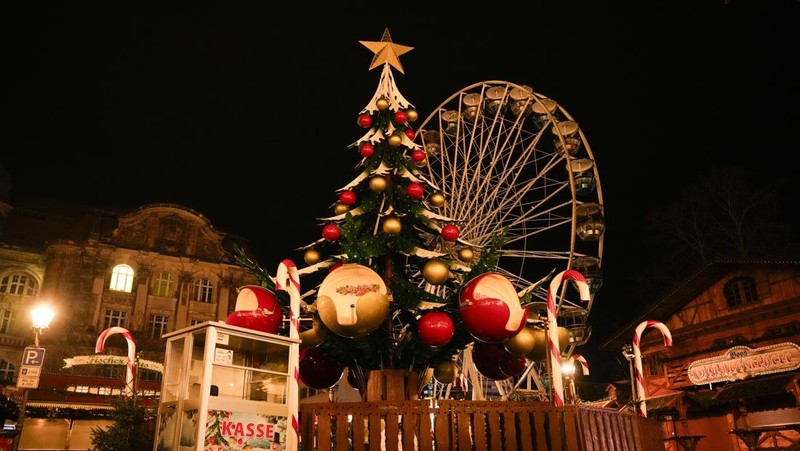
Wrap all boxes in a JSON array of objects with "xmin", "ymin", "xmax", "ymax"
[
  {"xmin": 12, "ymin": 304, "xmax": 55, "ymax": 451},
  {"xmin": 561, "ymin": 361, "xmax": 577, "ymax": 404}
]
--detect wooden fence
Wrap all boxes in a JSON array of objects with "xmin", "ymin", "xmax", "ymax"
[{"xmin": 299, "ymin": 400, "xmax": 663, "ymax": 450}]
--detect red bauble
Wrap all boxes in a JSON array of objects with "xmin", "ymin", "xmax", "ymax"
[
  {"xmin": 329, "ymin": 262, "xmax": 343, "ymax": 272},
  {"xmin": 471, "ymin": 342, "xmax": 511, "ymax": 381},
  {"xmin": 459, "ymin": 272, "xmax": 529, "ymax": 343},
  {"xmin": 417, "ymin": 312, "xmax": 455, "ymax": 347},
  {"xmin": 360, "ymin": 142, "xmax": 374, "ymax": 158},
  {"xmin": 406, "ymin": 182, "xmax": 424, "ymax": 199},
  {"xmin": 411, "ymin": 149, "xmax": 426, "ymax": 163},
  {"xmin": 500, "ymin": 353, "xmax": 528, "ymax": 378},
  {"xmin": 225, "ymin": 285, "xmax": 283, "ymax": 334},
  {"xmin": 299, "ymin": 347, "xmax": 343, "ymax": 390},
  {"xmin": 394, "ymin": 110, "xmax": 408, "ymax": 123},
  {"xmin": 339, "ymin": 190, "xmax": 357, "ymax": 206},
  {"xmin": 404, "ymin": 129, "xmax": 416, "ymax": 140},
  {"xmin": 357, "ymin": 114, "xmax": 372, "ymax": 128},
  {"xmin": 441, "ymin": 224, "xmax": 460, "ymax": 241},
  {"xmin": 322, "ymin": 224, "xmax": 341, "ymax": 241}
]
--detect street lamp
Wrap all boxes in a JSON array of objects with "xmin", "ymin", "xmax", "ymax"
[
  {"xmin": 12, "ymin": 304, "xmax": 55, "ymax": 451},
  {"xmin": 561, "ymin": 361, "xmax": 577, "ymax": 404}
]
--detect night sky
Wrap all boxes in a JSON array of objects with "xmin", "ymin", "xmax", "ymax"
[{"xmin": 3, "ymin": 1, "xmax": 798, "ymax": 380}]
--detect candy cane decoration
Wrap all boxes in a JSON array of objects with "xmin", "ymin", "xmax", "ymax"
[
  {"xmin": 565, "ymin": 353, "xmax": 589, "ymax": 376},
  {"xmin": 275, "ymin": 259, "xmax": 301, "ymax": 451},
  {"xmin": 547, "ymin": 269, "xmax": 591, "ymax": 407},
  {"xmin": 632, "ymin": 320, "xmax": 672, "ymax": 417},
  {"xmin": 96, "ymin": 326, "xmax": 136, "ymax": 398}
]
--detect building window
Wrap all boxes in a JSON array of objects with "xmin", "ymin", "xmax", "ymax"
[
  {"xmin": 140, "ymin": 370, "xmax": 162, "ymax": 382},
  {"xmin": 723, "ymin": 276, "xmax": 758, "ymax": 308},
  {"xmin": 98, "ymin": 387, "xmax": 112, "ymax": 395},
  {"xmin": 0, "ymin": 273, "xmax": 39, "ymax": 296},
  {"xmin": 148, "ymin": 315, "xmax": 169, "ymax": 339},
  {"xmin": 193, "ymin": 279, "xmax": 214, "ymax": 303},
  {"xmin": 152, "ymin": 271, "xmax": 175, "ymax": 297},
  {"xmin": 109, "ymin": 264, "xmax": 135, "ymax": 292},
  {"xmin": 190, "ymin": 319, "xmax": 204, "ymax": 326},
  {"xmin": 0, "ymin": 310, "xmax": 12, "ymax": 334},
  {"xmin": 0, "ymin": 360, "xmax": 15, "ymax": 383},
  {"xmin": 75, "ymin": 386, "xmax": 89, "ymax": 394},
  {"xmin": 103, "ymin": 310, "xmax": 127, "ymax": 329},
  {"xmin": 647, "ymin": 353, "xmax": 665, "ymax": 376}
]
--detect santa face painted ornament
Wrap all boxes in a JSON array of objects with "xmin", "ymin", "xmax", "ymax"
[
  {"xmin": 459, "ymin": 272, "xmax": 528, "ymax": 343},
  {"xmin": 315, "ymin": 264, "xmax": 390, "ymax": 338},
  {"xmin": 225, "ymin": 285, "xmax": 283, "ymax": 334}
]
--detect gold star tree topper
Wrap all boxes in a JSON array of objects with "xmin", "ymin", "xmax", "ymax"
[{"xmin": 359, "ymin": 29, "xmax": 413, "ymax": 74}]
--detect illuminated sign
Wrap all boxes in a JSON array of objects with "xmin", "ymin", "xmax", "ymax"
[{"xmin": 688, "ymin": 342, "xmax": 800, "ymax": 385}]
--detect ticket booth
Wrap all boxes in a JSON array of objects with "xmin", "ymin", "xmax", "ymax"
[{"xmin": 154, "ymin": 321, "xmax": 299, "ymax": 451}]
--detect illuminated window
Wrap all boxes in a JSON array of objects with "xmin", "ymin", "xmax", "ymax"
[
  {"xmin": 109, "ymin": 264, "xmax": 135, "ymax": 292},
  {"xmin": 0, "ymin": 360, "xmax": 15, "ymax": 383},
  {"xmin": 75, "ymin": 386, "xmax": 89, "ymax": 393},
  {"xmin": 0, "ymin": 310, "xmax": 12, "ymax": 334},
  {"xmin": 0, "ymin": 273, "xmax": 39, "ymax": 296},
  {"xmin": 723, "ymin": 276, "xmax": 758, "ymax": 308},
  {"xmin": 98, "ymin": 387, "xmax": 112, "ymax": 395},
  {"xmin": 103, "ymin": 310, "xmax": 127, "ymax": 329},
  {"xmin": 152, "ymin": 271, "xmax": 175, "ymax": 297},
  {"xmin": 148, "ymin": 314, "xmax": 169, "ymax": 339}
]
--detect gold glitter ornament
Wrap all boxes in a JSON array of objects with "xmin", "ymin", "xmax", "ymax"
[
  {"xmin": 369, "ymin": 176, "xmax": 387, "ymax": 192},
  {"xmin": 382, "ymin": 216, "xmax": 402, "ymax": 235},
  {"xmin": 423, "ymin": 260, "xmax": 450, "ymax": 285}
]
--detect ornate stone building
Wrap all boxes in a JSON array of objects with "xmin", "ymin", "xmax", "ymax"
[{"xmin": 0, "ymin": 185, "xmax": 259, "ymax": 447}]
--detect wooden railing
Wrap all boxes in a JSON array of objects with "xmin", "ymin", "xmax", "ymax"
[{"xmin": 299, "ymin": 400, "xmax": 663, "ymax": 450}]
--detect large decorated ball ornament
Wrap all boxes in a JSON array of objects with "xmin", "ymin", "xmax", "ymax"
[
  {"xmin": 524, "ymin": 326, "xmax": 570, "ymax": 362},
  {"xmin": 299, "ymin": 313, "xmax": 328, "ymax": 348},
  {"xmin": 433, "ymin": 360, "xmax": 459, "ymax": 384},
  {"xmin": 417, "ymin": 311, "xmax": 455, "ymax": 347},
  {"xmin": 459, "ymin": 272, "xmax": 528, "ymax": 343},
  {"xmin": 472, "ymin": 341, "xmax": 514, "ymax": 381},
  {"xmin": 316, "ymin": 264, "xmax": 390, "ymax": 338},
  {"xmin": 225, "ymin": 285, "xmax": 283, "ymax": 334},
  {"xmin": 298, "ymin": 347, "xmax": 343, "ymax": 390}
]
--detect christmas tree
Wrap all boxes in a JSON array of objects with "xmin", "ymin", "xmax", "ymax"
[{"xmin": 236, "ymin": 29, "xmax": 534, "ymax": 393}]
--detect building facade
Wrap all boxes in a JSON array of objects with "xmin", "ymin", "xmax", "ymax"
[
  {"xmin": 0, "ymin": 192, "xmax": 260, "ymax": 448},
  {"xmin": 601, "ymin": 259, "xmax": 800, "ymax": 450}
]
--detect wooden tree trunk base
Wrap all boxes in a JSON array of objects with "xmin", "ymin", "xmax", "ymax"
[{"xmin": 366, "ymin": 369, "xmax": 433, "ymax": 402}]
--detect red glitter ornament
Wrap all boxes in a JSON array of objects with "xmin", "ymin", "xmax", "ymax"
[
  {"xmin": 338, "ymin": 190, "xmax": 357, "ymax": 206},
  {"xmin": 406, "ymin": 182, "xmax": 424, "ymax": 199},
  {"xmin": 411, "ymin": 149, "xmax": 426, "ymax": 162},
  {"xmin": 441, "ymin": 224, "xmax": 460, "ymax": 241},
  {"xmin": 404, "ymin": 129, "xmax": 415, "ymax": 140},
  {"xmin": 360, "ymin": 142, "xmax": 374, "ymax": 157},
  {"xmin": 357, "ymin": 114, "xmax": 372, "ymax": 128},
  {"xmin": 322, "ymin": 224, "xmax": 341, "ymax": 241},
  {"xmin": 394, "ymin": 110, "xmax": 408, "ymax": 123},
  {"xmin": 417, "ymin": 312, "xmax": 455, "ymax": 347}
]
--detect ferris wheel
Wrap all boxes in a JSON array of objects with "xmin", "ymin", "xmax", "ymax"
[{"xmin": 415, "ymin": 81, "xmax": 606, "ymax": 356}]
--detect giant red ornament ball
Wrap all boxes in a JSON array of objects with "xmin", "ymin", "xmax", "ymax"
[
  {"xmin": 404, "ymin": 129, "xmax": 416, "ymax": 140},
  {"xmin": 322, "ymin": 223, "xmax": 341, "ymax": 241},
  {"xmin": 441, "ymin": 224, "xmax": 460, "ymax": 241},
  {"xmin": 406, "ymin": 182, "xmax": 424, "ymax": 199},
  {"xmin": 417, "ymin": 311, "xmax": 455, "ymax": 347},
  {"xmin": 471, "ymin": 342, "xmax": 512, "ymax": 381},
  {"xmin": 338, "ymin": 190, "xmax": 357, "ymax": 206},
  {"xmin": 357, "ymin": 114, "xmax": 372, "ymax": 128},
  {"xmin": 299, "ymin": 347, "xmax": 344, "ymax": 390},
  {"xmin": 411, "ymin": 149, "xmax": 426, "ymax": 163},
  {"xmin": 394, "ymin": 110, "xmax": 408, "ymax": 123},
  {"xmin": 360, "ymin": 142, "xmax": 374, "ymax": 157}
]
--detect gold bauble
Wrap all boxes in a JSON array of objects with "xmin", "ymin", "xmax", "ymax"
[
  {"xmin": 524, "ymin": 326, "xmax": 570, "ymax": 362},
  {"xmin": 406, "ymin": 108, "xmax": 418, "ymax": 122},
  {"xmin": 505, "ymin": 326, "xmax": 538, "ymax": 356},
  {"xmin": 433, "ymin": 360, "xmax": 459, "ymax": 384},
  {"xmin": 382, "ymin": 216, "xmax": 402, "ymax": 235},
  {"xmin": 458, "ymin": 248, "xmax": 474, "ymax": 262},
  {"xmin": 299, "ymin": 314, "xmax": 328, "ymax": 348},
  {"xmin": 388, "ymin": 134, "xmax": 403, "ymax": 147},
  {"xmin": 369, "ymin": 176, "xmax": 387, "ymax": 192},
  {"xmin": 334, "ymin": 202, "xmax": 349, "ymax": 215},
  {"xmin": 430, "ymin": 192, "xmax": 446, "ymax": 208},
  {"xmin": 423, "ymin": 260, "xmax": 450, "ymax": 285},
  {"xmin": 376, "ymin": 97, "xmax": 389, "ymax": 110},
  {"xmin": 304, "ymin": 249, "xmax": 321, "ymax": 265}
]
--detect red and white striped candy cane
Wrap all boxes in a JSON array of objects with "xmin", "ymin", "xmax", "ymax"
[
  {"xmin": 566, "ymin": 353, "xmax": 589, "ymax": 376},
  {"xmin": 275, "ymin": 259, "xmax": 301, "ymax": 451},
  {"xmin": 632, "ymin": 320, "xmax": 672, "ymax": 418},
  {"xmin": 96, "ymin": 326, "xmax": 136, "ymax": 398},
  {"xmin": 547, "ymin": 269, "xmax": 591, "ymax": 407}
]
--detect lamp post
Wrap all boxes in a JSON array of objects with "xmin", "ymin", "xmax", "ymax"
[
  {"xmin": 12, "ymin": 305, "xmax": 55, "ymax": 451},
  {"xmin": 561, "ymin": 361, "xmax": 577, "ymax": 404},
  {"xmin": 622, "ymin": 344, "xmax": 637, "ymax": 412}
]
